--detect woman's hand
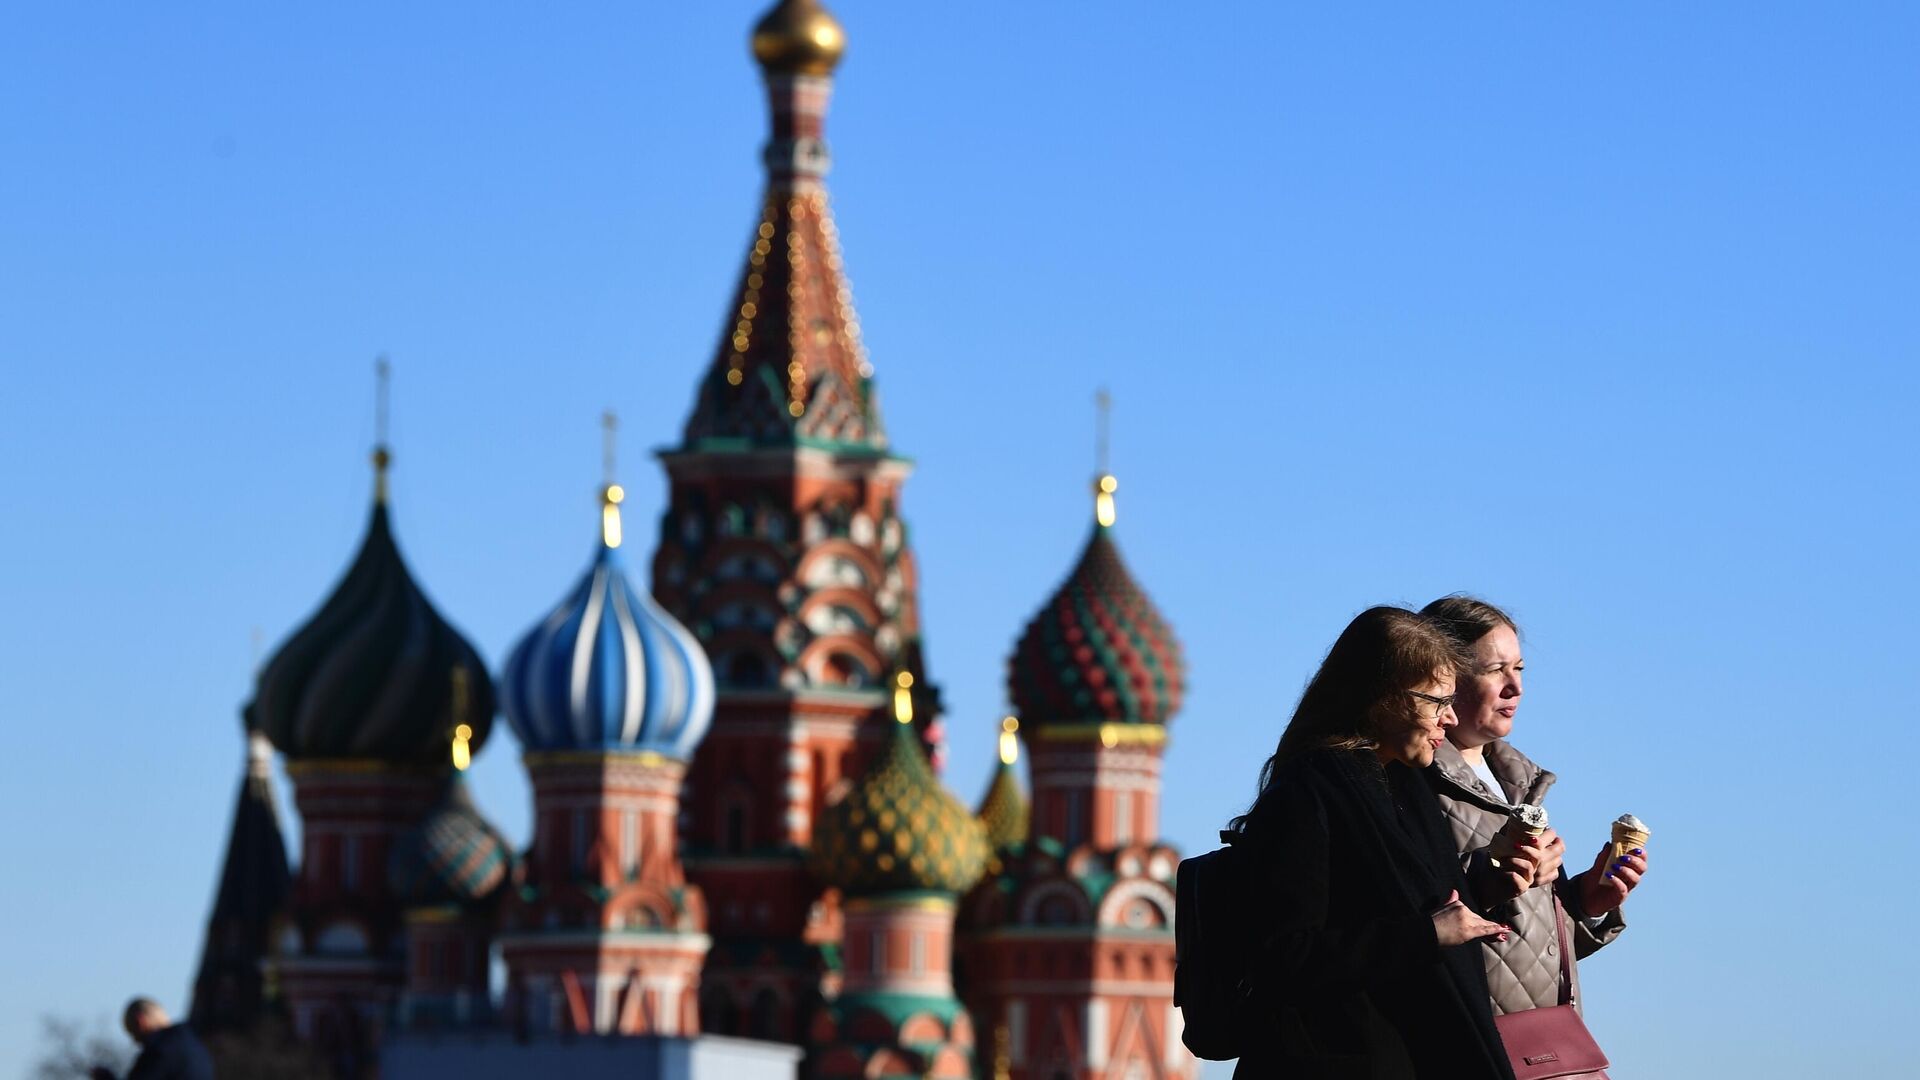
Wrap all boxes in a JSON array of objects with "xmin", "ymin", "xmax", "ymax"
[
  {"xmin": 1431, "ymin": 889, "xmax": 1510, "ymax": 947},
  {"xmin": 1575, "ymin": 843, "xmax": 1648, "ymax": 916},
  {"xmin": 1523, "ymin": 827, "xmax": 1567, "ymax": 887},
  {"xmin": 1473, "ymin": 844, "xmax": 1537, "ymax": 906}
]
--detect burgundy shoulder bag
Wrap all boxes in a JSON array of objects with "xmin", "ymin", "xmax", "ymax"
[{"xmin": 1492, "ymin": 897, "xmax": 1611, "ymax": 1080}]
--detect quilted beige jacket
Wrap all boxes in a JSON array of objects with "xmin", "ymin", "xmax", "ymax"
[{"xmin": 1430, "ymin": 740, "xmax": 1625, "ymax": 1015}]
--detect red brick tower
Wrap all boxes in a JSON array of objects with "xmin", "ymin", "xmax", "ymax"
[
  {"xmin": 253, "ymin": 441, "xmax": 498, "ymax": 1078},
  {"xmin": 650, "ymin": 0, "xmax": 943, "ymax": 1043},
  {"xmin": 496, "ymin": 459, "xmax": 717, "ymax": 1037},
  {"xmin": 806, "ymin": 684, "xmax": 990, "ymax": 1079},
  {"xmin": 958, "ymin": 475, "xmax": 1197, "ymax": 1080},
  {"xmin": 389, "ymin": 769, "xmax": 512, "ymax": 1033}
]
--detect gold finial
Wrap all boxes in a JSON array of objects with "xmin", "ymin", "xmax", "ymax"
[
  {"xmin": 600, "ymin": 411, "xmax": 624, "ymax": 549},
  {"xmin": 1095, "ymin": 474, "xmax": 1118, "ymax": 528},
  {"xmin": 893, "ymin": 671, "xmax": 915, "ymax": 725},
  {"xmin": 752, "ymin": 0, "xmax": 846, "ymax": 76},
  {"xmin": 450, "ymin": 665, "xmax": 473, "ymax": 771},
  {"xmin": 1094, "ymin": 389, "xmax": 1116, "ymax": 527},
  {"xmin": 372, "ymin": 356, "xmax": 393, "ymax": 503},
  {"xmin": 998, "ymin": 716, "xmax": 1020, "ymax": 766}
]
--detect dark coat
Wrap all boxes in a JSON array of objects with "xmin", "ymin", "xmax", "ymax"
[
  {"xmin": 126, "ymin": 1025, "xmax": 215, "ymax": 1080},
  {"xmin": 1231, "ymin": 749, "xmax": 1515, "ymax": 1080}
]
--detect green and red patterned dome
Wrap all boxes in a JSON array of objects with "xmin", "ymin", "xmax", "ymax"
[
  {"xmin": 810, "ymin": 705, "xmax": 988, "ymax": 897},
  {"xmin": 1008, "ymin": 478, "xmax": 1184, "ymax": 728},
  {"xmin": 387, "ymin": 776, "xmax": 512, "ymax": 907}
]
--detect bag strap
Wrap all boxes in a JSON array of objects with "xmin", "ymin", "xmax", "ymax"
[{"xmin": 1551, "ymin": 891, "xmax": 1575, "ymax": 1007}]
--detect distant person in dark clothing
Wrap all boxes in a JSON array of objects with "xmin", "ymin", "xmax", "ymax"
[{"xmin": 89, "ymin": 998, "xmax": 215, "ymax": 1080}]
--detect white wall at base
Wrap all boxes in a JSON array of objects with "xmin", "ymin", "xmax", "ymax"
[
  {"xmin": 1087, "ymin": 1000, "xmax": 1109, "ymax": 1069},
  {"xmin": 383, "ymin": 1032, "xmax": 802, "ymax": 1080}
]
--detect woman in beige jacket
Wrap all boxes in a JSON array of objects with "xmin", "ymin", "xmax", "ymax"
[{"xmin": 1420, "ymin": 596, "xmax": 1649, "ymax": 1016}]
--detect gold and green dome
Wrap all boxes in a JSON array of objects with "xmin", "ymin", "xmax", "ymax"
[
  {"xmin": 976, "ymin": 717, "xmax": 1029, "ymax": 857},
  {"xmin": 810, "ymin": 719, "xmax": 988, "ymax": 897}
]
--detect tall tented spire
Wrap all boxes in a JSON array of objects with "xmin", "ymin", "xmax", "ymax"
[
  {"xmin": 681, "ymin": 0, "xmax": 886, "ymax": 451},
  {"xmin": 654, "ymin": 0, "xmax": 944, "ymax": 1044},
  {"xmin": 189, "ymin": 706, "xmax": 293, "ymax": 1036}
]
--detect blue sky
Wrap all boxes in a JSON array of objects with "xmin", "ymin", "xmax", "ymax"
[{"xmin": 3, "ymin": 2, "xmax": 1916, "ymax": 1075}]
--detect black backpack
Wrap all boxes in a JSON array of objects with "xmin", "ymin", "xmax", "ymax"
[{"xmin": 1174, "ymin": 830, "xmax": 1258, "ymax": 1061}]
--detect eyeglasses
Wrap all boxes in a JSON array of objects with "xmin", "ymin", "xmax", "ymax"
[{"xmin": 1407, "ymin": 690, "xmax": 1456, "ymax": 719}]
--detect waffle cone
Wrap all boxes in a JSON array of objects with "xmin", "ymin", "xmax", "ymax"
[{"xmin": 1610, "ymin": 822, "xmax": 1650, "ymax": 861}]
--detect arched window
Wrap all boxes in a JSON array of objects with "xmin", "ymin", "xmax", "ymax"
[
  {"xmin": 850, "ymin": 512, "xmax": 876, "ymax": 546},
  {"xmin": 714, "ymin": 602, "xmax": 777, "ymax": 633},
  {"xmin": 700, "ymin": 984, "xmax": 738, "ymax": 1037},
  {"xmin": 760, "ymin": 511, "xmax": 788, "ymax": 542},
  {"xmin": 722, "ymin": 792, "xmax": 751, "ymax": 854},
  {"xmin": 722, "ymin": 651, "xmax": 773, "ymax": 689},
  {"xmin": 820, "ymin": 653, "xmax": 872, "ymax": 688},
  {"xmin": 748, "ymin": 988, "xmax": 782, "ymax": 1040},
  {"xmin": 314, "ymin": 922, "xmax": 368, "ymax": 955},
  {"xmin": 805, "ymin": 604, "xmax": 869, "ymax": 635},
  {"xmin": 803, "ymin": 555, "xmax": 868, "ymax": 589}
]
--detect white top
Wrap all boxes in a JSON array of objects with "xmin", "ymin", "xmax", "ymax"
[{"xmin": 1471, "ymin": 755, "xmax": 1505, "ymax": 800}]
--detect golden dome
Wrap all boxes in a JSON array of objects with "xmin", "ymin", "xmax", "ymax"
[
  {"xmin": 751, "ymin": 0, "xmax": 846, "ymax": 76},
  {"xmin": 808, "ymin": 719, "xmax": 989, "ymax": 897}
]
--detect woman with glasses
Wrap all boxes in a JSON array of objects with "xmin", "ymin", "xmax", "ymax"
[
  {"xmin": 1225, "ymin": 606, "xmax": 1516, "ymax": 1079},
  {"xmin": 1420, "ymin": 595, "xmax": 1648, "ymax": 1023}
]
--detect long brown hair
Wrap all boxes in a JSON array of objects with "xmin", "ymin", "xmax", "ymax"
[
  {"xmin": 1419, "ymin": 594, "xmax": 1518, "ymax": 650},
  {"xmin": 1229, "ymin": 606, "xmax": 1468, "ymax": 833}
]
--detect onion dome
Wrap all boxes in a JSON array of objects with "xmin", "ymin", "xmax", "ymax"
[
  {"xmin": 501, "ymin": 482, "xmax": 715, "ymax": 759},
  {"xmin": 976, "ymin": 717, "xmax": 1029, "ymax": 854},
  {"xmin": 1008, "ymin": 475, "xmax": 1185, "ymax": 728},
  {"xmin": 810, "ymin": 703, "xmax": 989, "ymax": 897},
  {"xmin": 387, "ymin": 777, "xmax": 512, "ymax": 907},
  {"xmin": 752, "ymin": 0, "xmax": 846, "ymax": 76},
  {"xmin": 255, "ymin": 450, "xmax": 497, "ymax": 766}
]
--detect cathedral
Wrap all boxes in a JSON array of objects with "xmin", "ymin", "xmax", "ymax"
[{"xmin": 187, "ymin": 2, "xmax": 1196, "ymax": 1077}]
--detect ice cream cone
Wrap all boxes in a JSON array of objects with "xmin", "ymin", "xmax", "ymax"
[
  {"xmin": 1489, "ymin": 804, "xmax": 1548, "ymax": 863},
  {"xmin": 1610, "ymin": 813, "xmax": 1650, "ymax": 861}
]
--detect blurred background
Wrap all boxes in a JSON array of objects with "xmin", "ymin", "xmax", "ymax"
[{"xmin": 3, "ymin": 1, "xmax": 1916, "ymax": 1076}]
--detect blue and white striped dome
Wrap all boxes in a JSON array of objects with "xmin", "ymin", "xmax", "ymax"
[{"xmin": 502, "ymin": 488, "xmax": 715, "ymax": 759}]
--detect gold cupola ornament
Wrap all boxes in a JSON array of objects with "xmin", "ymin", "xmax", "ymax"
[{"xmin": 751, "ymin": 0, "xmax": 846, "ymax": 76}]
